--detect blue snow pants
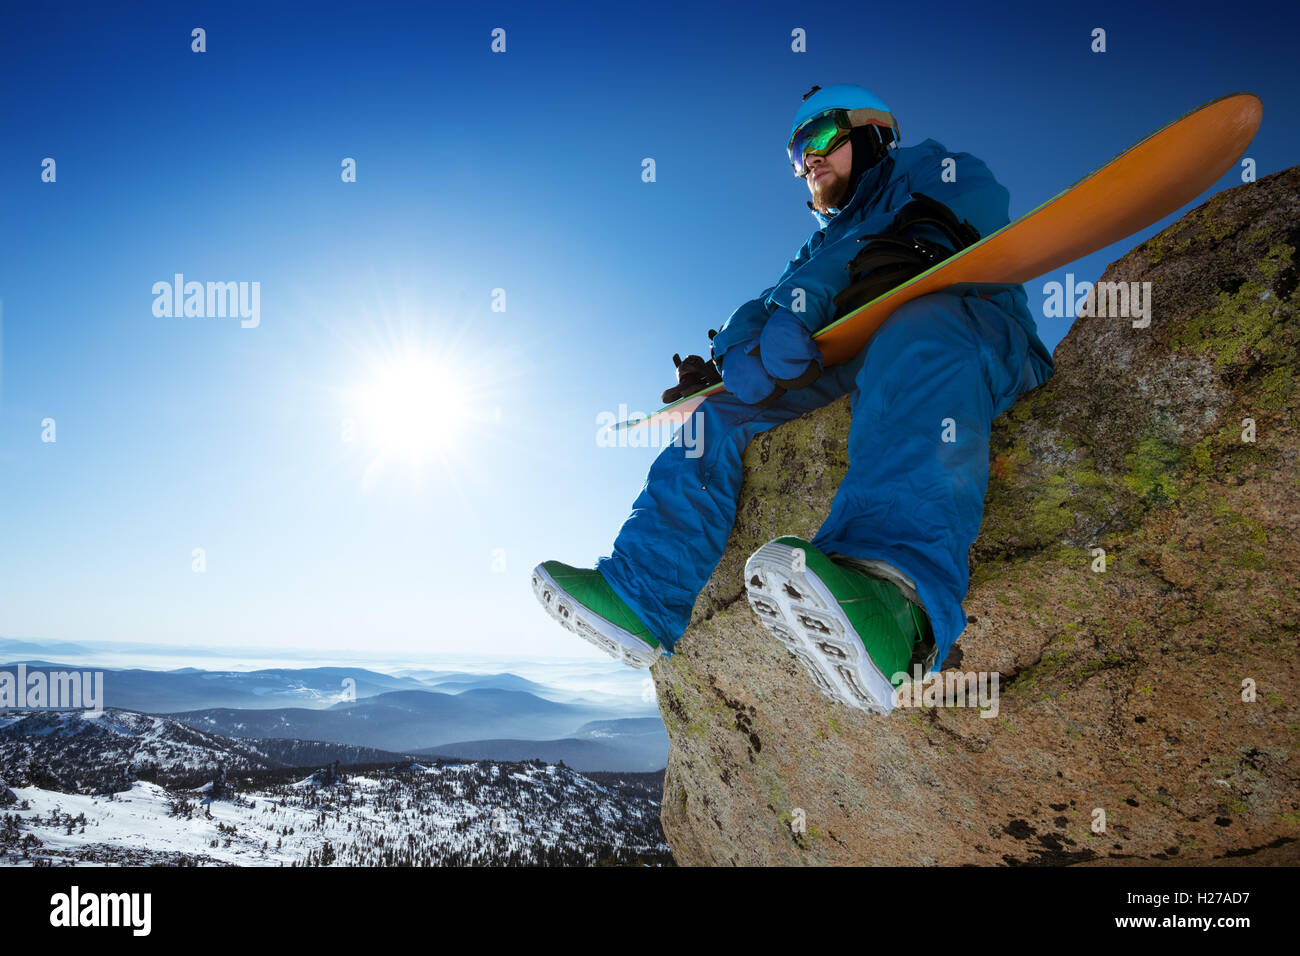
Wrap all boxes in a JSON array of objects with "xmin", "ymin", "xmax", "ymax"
[{"xmin": 596, "ymin": 287, "xmax": 1054, "ymax": 668}]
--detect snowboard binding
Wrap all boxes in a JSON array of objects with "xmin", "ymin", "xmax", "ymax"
[
  {"xmin": 832, "ymin": 192, "xmax": 981, "ymax": 319},
  {"xmin": 661, "ymin": 348, "xmax": 722, "ymax": 404}
]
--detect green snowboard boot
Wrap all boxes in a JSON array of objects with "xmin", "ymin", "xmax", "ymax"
[
  {"xmin": 532, "ymin": 562, "xmax": 662, "ymax": 669},
  {"xmin": 743, "ymin": 536, "xmax": 936, "ymax": 713}
]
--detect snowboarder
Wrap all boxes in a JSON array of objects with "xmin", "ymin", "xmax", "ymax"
[{"xmin": 533, "ymin": 84, "xmax": 1054, "ymax": 712}]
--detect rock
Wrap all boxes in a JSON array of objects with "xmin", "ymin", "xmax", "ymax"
[{"xmin": 651, "ymin": 167, "xmax": 1300, "ymax": 866}]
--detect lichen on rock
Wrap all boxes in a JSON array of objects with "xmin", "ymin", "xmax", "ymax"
[{"xmin": 651, "ymin": 167, "xmax": 1300, "ymax": 866}]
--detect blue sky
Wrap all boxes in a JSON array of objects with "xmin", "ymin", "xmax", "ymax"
[{"xmin": 1, "ymin": 0, "xmax": 1296, "ymax": 663}]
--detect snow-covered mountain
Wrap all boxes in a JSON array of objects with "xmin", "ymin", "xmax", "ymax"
[
  {"xmin": 0, "ymin": 709, "xmax": 402, "ymax": 793},
  {"xmin": 1, "ymin": 762, "xmax": 670, "ymax": 867},
  {"xmin": 0, "ymin": 708, "xmax": 671, "ymax": 866}
]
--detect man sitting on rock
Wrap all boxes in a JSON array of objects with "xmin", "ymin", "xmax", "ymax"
[{"xmin": 533, "ymin": 84, "xmax": 1054, "ymax": 713}]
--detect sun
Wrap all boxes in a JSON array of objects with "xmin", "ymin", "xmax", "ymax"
[{"xmin": 348, "ymin": 352, "xmax": 471, "ymax": 466}]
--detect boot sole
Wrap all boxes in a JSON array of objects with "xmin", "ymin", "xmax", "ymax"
[
  {"xmin": 531, "ymin": 564, "xmax": 660, "ymax": 669},
  {"xmin": 743, "ymin": 541, "xmax": 897, "ymax": 714}
]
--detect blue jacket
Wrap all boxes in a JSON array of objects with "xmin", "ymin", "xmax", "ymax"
[{"xmin": 710, "ymin": 138, "xmax": 1051, "ymax": 373}]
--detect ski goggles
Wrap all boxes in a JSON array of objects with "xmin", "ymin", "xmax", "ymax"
[
  {"xmin": 787, "ymin": 108, "xmax": 899, "ymax": 177},
  {"xmin": 787, "ymin": 110, "xmax": 853, "ymax": 178}
]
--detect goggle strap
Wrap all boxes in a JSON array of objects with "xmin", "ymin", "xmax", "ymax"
[{"xmin": 845, "ymin": 107, "xmax": 899, "ymax": 140}]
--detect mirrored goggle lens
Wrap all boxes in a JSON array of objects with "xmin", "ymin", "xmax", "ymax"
[{"xmin": 788, "ymin": 115, "xmax": 844, "ymax": 174}]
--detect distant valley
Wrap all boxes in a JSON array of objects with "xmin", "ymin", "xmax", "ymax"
[{"xmin": 1, "ymin": 657, "xmax": 667, "ymax": 773}]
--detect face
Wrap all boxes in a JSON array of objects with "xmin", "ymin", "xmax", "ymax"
[{"xmin": 804, "ymin": 138, "xmax": 853, "ymax": 214}]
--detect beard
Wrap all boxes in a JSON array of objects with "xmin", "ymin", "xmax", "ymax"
[{"xmin": 810, "ymin": 168, "xmax": 849, "ymax": 214}]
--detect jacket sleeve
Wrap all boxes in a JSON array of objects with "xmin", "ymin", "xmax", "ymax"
[
  {"xmin": 710, "ymin": 234, "xmax": 820, "ymax": 363},
  {"xmin": 766, "ymin": 151, "xmax": 1013, "ymax": 334}
]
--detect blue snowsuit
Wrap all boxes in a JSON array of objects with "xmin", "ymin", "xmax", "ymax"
[{"xmin": 597, "ymin": 138, "xmax": 1054, "ymax": 668}]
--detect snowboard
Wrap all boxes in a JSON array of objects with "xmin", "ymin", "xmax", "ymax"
[{"xmin": 615, "ymin": 91, "xmax": 1262, "ymax": 431}]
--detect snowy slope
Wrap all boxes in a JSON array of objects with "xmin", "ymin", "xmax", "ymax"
[
  {"xmin": 1, "ymin": 761, "xmax": 670, "ymax": 867},
  {"xmin": 0, "ymin": 708, "xmax": 405, "ymax": 793}
]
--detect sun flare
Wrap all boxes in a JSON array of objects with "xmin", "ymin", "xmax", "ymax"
[{"xmin": 349, "ymin": 353, "xmax": 470, "ymax": 465}]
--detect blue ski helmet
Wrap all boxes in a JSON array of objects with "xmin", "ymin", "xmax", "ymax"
[{"xmin": 789, "ymin": 83, "xmax": 900, "ymax": 145}]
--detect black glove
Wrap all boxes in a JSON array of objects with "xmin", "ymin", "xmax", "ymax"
[{"xmin": 661, "ymin": 350, "xmax": 722, "ymax": 404}]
